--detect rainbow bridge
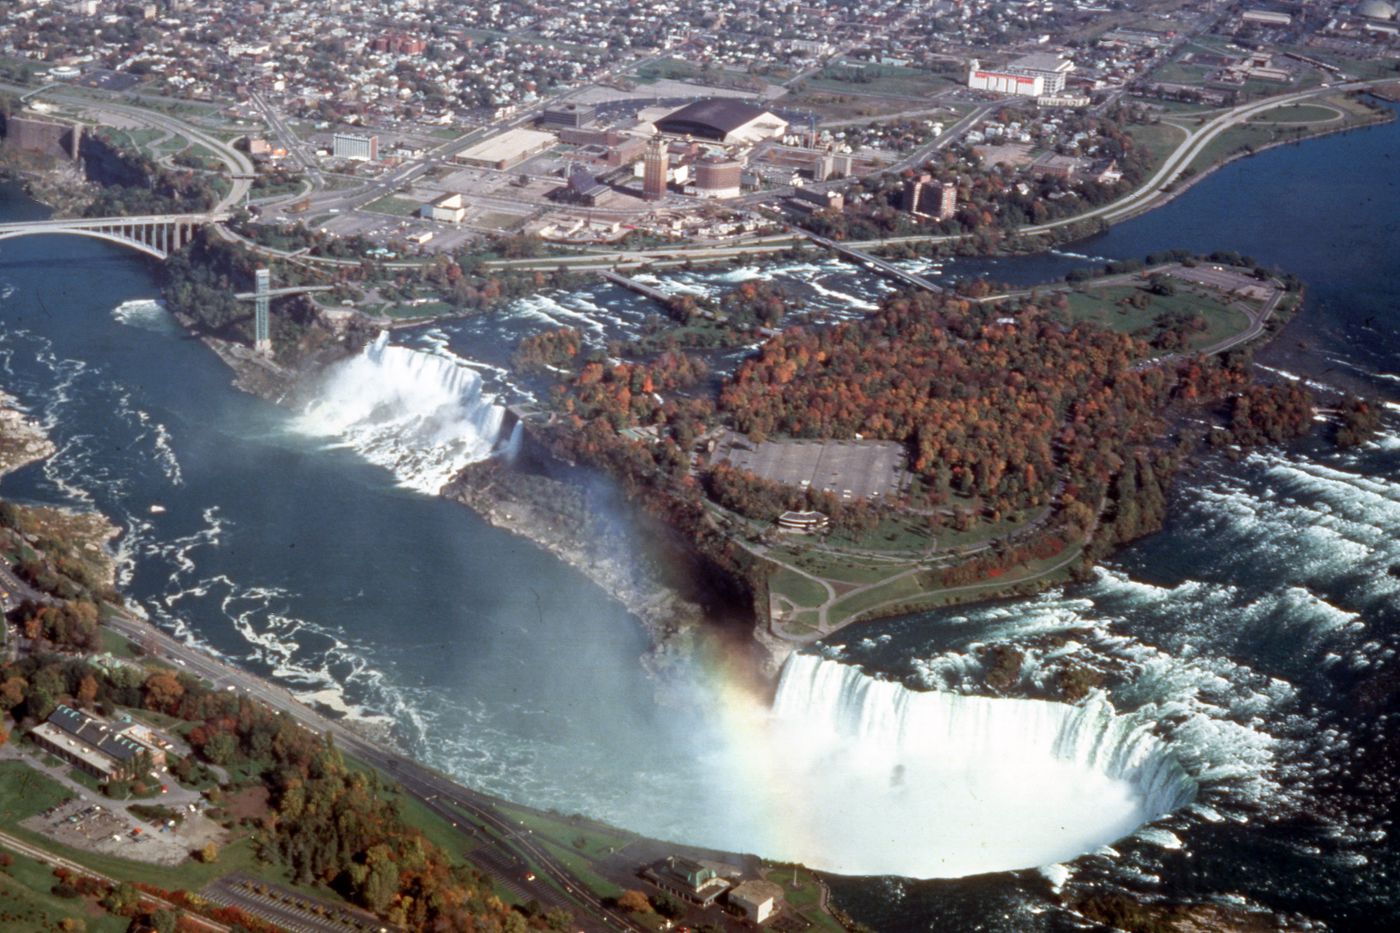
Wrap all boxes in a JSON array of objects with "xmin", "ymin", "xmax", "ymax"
[{"xmin": 0, "ymin": 212, "xmax": 229, "ymax": 260}]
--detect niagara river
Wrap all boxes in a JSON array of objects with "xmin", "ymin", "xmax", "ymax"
[{"xmin": 1, "ymin": 99, "xmax": 1399, "ymax": 930}]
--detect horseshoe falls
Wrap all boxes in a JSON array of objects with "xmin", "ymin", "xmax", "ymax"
[{"xmin": 743, "ymin": 653, "xmax": 1193, "ymax": 878}]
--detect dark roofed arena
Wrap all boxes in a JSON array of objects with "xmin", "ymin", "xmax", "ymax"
[{"xmin": 652, "ymin": 98, "xmax": 788, "ymax": 144}]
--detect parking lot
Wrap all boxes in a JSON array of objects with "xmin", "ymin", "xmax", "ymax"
[
  {"xmin": 23, "ymin": 795, "xmax": 222, "ymax": 867},
  {"xmin": 1166, "ymin": 264, "xmax": 1279, "ymax": 302},
  {"xmin": 202, "ymin": 873, "xmax": 388, "ymax": 933},
  {"xmin": 713, "ymin": 431, "xmax": 911, "ymax": 501}
]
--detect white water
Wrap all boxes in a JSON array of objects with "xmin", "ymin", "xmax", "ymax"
[
  {"xmin": 741, "ymin": 654, "xmax": 1194, "ymax": 878},
  {"xmin": 294, "ymin": 332, "xmax": 506, "ymax": 494}
]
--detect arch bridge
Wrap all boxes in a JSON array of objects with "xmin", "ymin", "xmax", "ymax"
[{"xmin": 0, "ymin": 212, "xmax": 229, "ymax": 260}]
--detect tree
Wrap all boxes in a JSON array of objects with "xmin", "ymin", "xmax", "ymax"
[
  {"xmin": 0, "ymin": 675, "xmax": 27, "ymax": 711},
  {"xmin": 202, "ymin": 732, "xmax": 237, "ymax": 765},
  {"xmin": 142, "ymin": 671, "xmax": 184, "ymax": 714},
  {"xmin": 76, "ymin": 675, "xmax": 98, "ymax": 709},
  {"xmin": 616, "ymin": 890, "xmax": 653, "ymax": 914},
  {"xmin": 199, "ymin": 841, "xmax": 220, "ymax": 864},
  {"xmin": 359, "ymin": 844, "xmax": 399, "ymax": 913}
]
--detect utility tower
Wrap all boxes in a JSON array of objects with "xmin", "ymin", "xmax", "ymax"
[{"xmin": 254, "ymin": 267, "xmax": 272, "ymax": 354}]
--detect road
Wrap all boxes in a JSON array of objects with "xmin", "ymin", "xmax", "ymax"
[
  {"xmin": 96, "ymin": 609, "xmax": 644, "ymax": 933},
  {"xmin": 0, "ymin": 81, "xmax": 256, "ymax": 212},
  {"xmin": 0, "ymin": 828, "xmax": 230, "ymax": 932}
]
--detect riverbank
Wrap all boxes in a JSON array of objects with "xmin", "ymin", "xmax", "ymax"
[
  {"xmin": 442, "ymin": 459, "xmax": 710, "ymax": 677},
  {"xmin": 0, "ymin": 389, "xmax": 55, "ymax": 478}
]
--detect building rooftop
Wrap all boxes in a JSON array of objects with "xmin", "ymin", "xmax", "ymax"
[
  {"xmin": 457, "ymin": 127, "xmax": 556, "ymax": 163},
  {"xmin": 1010, "ymin": 52, "xmax": 1074, "ymax": 73},
  {"xmin": 655, "ymin": 98, "xmax": 774, "ymax": 137},
  {"xmin": 52, "ymin": 705, "xmax": 146, "ymax": 763}
]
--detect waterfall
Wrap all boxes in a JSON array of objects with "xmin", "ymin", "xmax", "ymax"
[
  {"xmin": 294, "ymin": 332, "xmax": 507, "ymax": 494},
  {"xmin": 502, "ymin": 420, "xmax": 524, "ymax": 464},
  {"xmin": 749, "ymin": 654, "xmax": 1197, "ymax": 877}
]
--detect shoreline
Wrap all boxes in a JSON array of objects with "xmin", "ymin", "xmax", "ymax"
[
  {"xmin": 3, "ymin": 107, "xmax": 1373, "ymax": 678},
  {"xmin": 0, "ymin": 389, "xmax": 57, "ymax": 479},
  {"xmin": 441, "ymin": 460, "xmax": 710, "ymax": 677}
]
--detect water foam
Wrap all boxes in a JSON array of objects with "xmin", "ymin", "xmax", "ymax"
[
  {"xmin": 112, "ymin": 298, "xmax": 179, "ymax": 334},
  {"xmin": 744, "ymin": 654, "xmax": 1194, "ymax": 878},
  {"xmin": 294, "ymin": 332, "xmax": 506, "ymax": 494}
]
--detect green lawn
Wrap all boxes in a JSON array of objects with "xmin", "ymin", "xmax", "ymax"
[
  {"xmin": 770, "ymin": 568, "xmax": 829, "ymax": 608},
  {"xmin": 827, "ymin": 573, "xmax": 927, "ymax": 621},
  {"xmin": 1247, "ymin": 103, "xmax": 1340, "ymax": 125},
  {"xmin": 762, "ymin": 864, "xmax": 845, "ymax": 933},
  {"xmin": 1124, "ymin": 120, "xmax": 1188, "ymax": 172},
  {"xmin": 0, "ymin": 846, "xmax": 129, "ymax": 933},
  {"xmin": 0, "ymin": 761, "xmax": 74, "ymax": 832},
  {"xmin": 805, "ymin": 62, "xmax": 956, "ymax": 98},
  {"xmin": 1059, "ymin": 283, "xmax": 1250, "ymax": 351},
  {"xmin": 363, "ymin": 195, "xmax": 422, "ymax": 217},
  {"xmin": 631, "ymin": 57, "xmax": 705, "ymax": 83},
  {"xmin": 99, "ymin": 628, "xmax": 139, "ymax": 659}
]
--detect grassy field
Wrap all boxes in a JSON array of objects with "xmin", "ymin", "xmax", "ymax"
[
  {"xmin": 805, "ymin": 62, "xmax": 956, "ymax": 98},
  {"xmin": 1059, "ymin": 283, "xmax": 1251, "ymax": 351},
  {"xmin": 1124, "ymin": 120, "xmax": 1188, "ymax": 171},
  {"xmin": 762, "ymin": 864, "xmax": 845, "ymax": 933},
  {"xmin": 0, "ymin": 845, "xmax": 129, "ymax": 933},
  {"xmin": 770, "ymin": 567, "xmax": 829, "ymax": 608},
  {"xmin": 0, "ymin": 761, "xmax": 74, "ymax": 833},
  {"xmin": 363, "ymin": 195, "xmax": 422, "ymax": 217},
  {"xmin": 98, "ymin": 628, "xmax": 139, "ymax": 659},
  {"xmin": 1247, "ymin": 103, "xmax": 1341, "ymax": 125},
  {"xmin": 631, "ymin": 57, "xmax": 705, "ymax": 83}
]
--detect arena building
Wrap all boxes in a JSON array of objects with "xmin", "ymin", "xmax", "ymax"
[{"xmin": 653, "ymin": 99, "xmax": 788, "ymax": 145}]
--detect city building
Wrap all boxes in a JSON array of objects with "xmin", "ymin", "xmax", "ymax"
[
  {"xmin": 968, "ymin": 54, "xmax": 1074, "ymax": 97},
  {"xmin": 641, "ymin": 856, "xmax": 730, "ymax": 906},
  {"xmin": 421, "ymin": 192, "xmax": 467, "ymax": 223},
  {"xmin": 653, "ymin": 98, "xmax": 788, "ymax": 145},
  {"xmin": 693, "ymin": 156, "xmax": 742, "ymax": 198},
  {"xmin": 455, "ymin": 128, "xmax": 556, "ymax": 169},
  {"xmin": 332, "ymin": 132, "xmax": 378, "ymax": 162},
  {"xmin": 643, "ymin": 136, "xmax": 668, "ymax": 200},
  {"xmin": 542, "ymin": 103, "xmax": 597, "ymax": 130},
  {"xmin": 1356, "ymin": 0, "xmax": 1397, "ymax": 20},
  {"xmin": 1242, "ymin": 10, "xmax": 1293, "ymax": 26},
  {"xmin": 902, "ymin": 174, "xmax": 957, "ymax": 220},
  {"xmin": 790, "ymin": 187, "xmax": 844, "ymax": 213},
  {"xmin": 558, "ymin": 164, "xmax": 610, "ymax": 205},
  {"xmin": 728, "ymin": 880, "xmax": 784, "ymax": 923},
  {"xmin": 777, "ymin": 510, "xmax": 830, "ymax": 534},
  {"xmin": 967, "ymin": 60, "xmax": 1044, "ymax": 97},
  {"xmin": 29, "ymin": 705, "xmax": 165, "ymax": 781},
  {"xmin": 1006, "ymin": 53, "xmax": 1075, "ymax": 95}
]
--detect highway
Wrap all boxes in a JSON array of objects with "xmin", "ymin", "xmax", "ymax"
[
  {"xmin": 0, "ymin": 829, "xmax": 230, "ymax": 932},
  {"xmin": 0, "ymin": 81, "xmax": 256, "ymax": 212},
  {"xmin": 96, "ymin": 608, "xmax": 644, "ymax": 933}
]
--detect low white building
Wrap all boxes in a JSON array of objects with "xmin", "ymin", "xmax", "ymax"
[{"xmin": 729, "ymin": 880, "xmax": 784, "ymax": 924}]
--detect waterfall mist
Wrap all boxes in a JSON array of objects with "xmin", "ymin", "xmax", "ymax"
[
  {"xmin": 700, "ymin": 654, "xmax": 1196, "ymax": 878},
  {"xmin": 293, "ymin": 332, "xmax": 507, "ymax": 493}
]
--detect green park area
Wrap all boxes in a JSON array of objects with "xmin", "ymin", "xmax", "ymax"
[
  {"xmin": 0, "ymin": 845, "xmax": 130, "ymax": 933},
  {"xmin": 1124, "ymin": 120, "xmax": 1189, "ymax": 172},
  {"xmin": 1188, "ymin": 94, "xmax": 1388, "ymax": 174},
  {"xmin": 763, "ymin": 502, "xmax": 1068, "ymax": 637},
  {"xmin": 805, "ymin": 61, "xmax": 958, "ymax": 98},
  {"xmin": 1059, "ymin": 281, "xmax": 1252, "ymax": 352},
  {"xmin": 1248, "ymin": 103, "xmax": 1343, "ymax": 124},
  {"xmin": 363, "ymin": 194, "xmax": 423, "ymax": 217}
]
